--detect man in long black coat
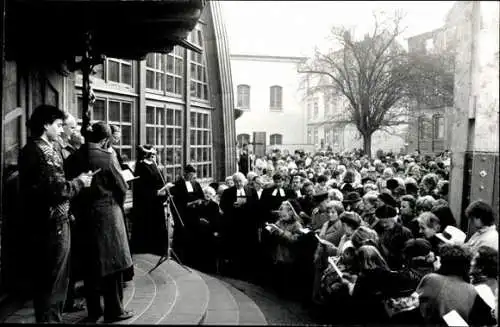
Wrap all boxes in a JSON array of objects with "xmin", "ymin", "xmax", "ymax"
[{"xmin": 170, "ymin": 164, "xmax": 205, "ymax": 266}]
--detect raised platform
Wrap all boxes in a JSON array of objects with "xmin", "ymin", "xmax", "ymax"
[{"xmin": 1, "ymin": 254, "xmax": 267, "ymax": 325}]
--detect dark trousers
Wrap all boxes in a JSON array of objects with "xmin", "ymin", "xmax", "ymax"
[
  {"xmin": 84, "ymin": 271, "xmax": 125, "ymax": 319},
  {"xmin": 33, "ymin": 221, "xmax": 71, "ymax": 323}
]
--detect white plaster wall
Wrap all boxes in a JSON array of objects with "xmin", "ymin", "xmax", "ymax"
[
  {"xmin": 473, "ymin": 1, "xmax": 499, "ymax": 152},
  {"xmin": 231, "ymin": 57, "xmax": 306, "ymax": 145}
]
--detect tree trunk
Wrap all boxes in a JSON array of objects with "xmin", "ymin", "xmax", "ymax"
[{"xmin": 363, "ymin": 133, "xmax": 372, "ymax": 158}]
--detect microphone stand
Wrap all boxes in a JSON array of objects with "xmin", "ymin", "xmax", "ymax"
[{"xmin": 148, "ymin": 185, "xmax": 191, "ymax": 274}]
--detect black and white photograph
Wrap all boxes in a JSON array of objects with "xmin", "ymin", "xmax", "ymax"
[{"xmin": 0, "ymin": 0, "xmax": 498, "ymax": 325}]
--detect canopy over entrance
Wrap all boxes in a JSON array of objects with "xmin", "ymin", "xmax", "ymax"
[{"xmin": 5, "ymin": 0, "xmax": 205, "ymax": 68}]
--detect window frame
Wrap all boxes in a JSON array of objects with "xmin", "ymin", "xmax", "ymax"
[
  {"xmin": 189, "ymin": 108, "xmax": 213, "ymax": 182},
  {"xmin": 237, "ymin": 84, "xmax": 251, "ymax": 110},
  {"xmin": 189, "ymin": 25, "xmax": 210, "ymax": 102},
  {"xmin": 269, "ymin": 85, "xmax": 283, "ymax": 111},
  {"xmin": 106, "ymin": 58, "xmax": 134, "ymax": 87},
  {"xmin": 269, "ymin": 133, "xmax": 283, "ymax": 146},
  {"xmin": 76, "ymin": 94, "xmax": 135, "ymax": 161}
]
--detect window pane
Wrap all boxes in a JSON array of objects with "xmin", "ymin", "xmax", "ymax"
[
  {"xmin": 108, "ymin": 60, "xmax": 119, "ymax": 82},
  {"xmin": 198, "ymin": 130, "xmax": 203, "ymax": 145},
  {"xmin": 197, "ymin": 148, "xmax": 203, "ymax": 162},
  {"xmin": 121, "ymin": 149, "xmax": 132, "ymax": 162},
  {"xmin": 167, "ymin": 55, "xmax": 174, "ymax": 72},
  {"xmin": 190, "ymin": 81, "xmax": 196, "ymax": 97},
  {"xmin": 190, "ymin": 148, "xmax": 196, "ymax": 161},
  {"xmin": 109, "ymin": 101, "xmax": 120, "ymax": 121},
  {"xmin": 175, "ymin": 58, "xmax": 183, "ymax": 75},
  {"xmin": 146, "ymin": 106, "xmax": 155, "ymax": 124},
  {"xmin": 77, "ymin": 97, "xmax": 83, "ymax": 120},
  {"xmin": 190, "ymin": 130, "xmax": 196, "ymax": 145},
  {"xmin": 197, "ymin": 113, "xmax": 203, "ymax": 128},
  {"xmin": 175, "ymin": 77, "xmax": 182, "ymax": 95},
  {"xmin": 156, "ymin": 107, "xmax": 164, "ymax": 126},
  {"xmin": 174, "ymin": 110, "xmax": 181, "ymax": 126},
  {"xmin": 166, "ymin": 109, "xmax": 174, "ymax": 125},
  {"xmin": 156, "ymin": 128, "xmax": 164, "ymax": 145},
  {"xmin": 197, "ymin": 84, "xmax": 202, "ymax": 98},
  {"xmin": 146, "ymin": 127, "xmax": 155, "ymax": 145},
  {"xmin": 167, "ymin": 128, "xmax": 173, "ymax": 145},
  {"xmin": 93, "ymin": 99, "xmax": 106, "ymax": 121},
  {"xmin": 156, "ymin": 147, "xmax": 165, "ymax": 165},
  {"xmin": 122, "ymin": 125, "xmax": 132, "ymax": 145},
  {"xmin": 156, "ymin": 72, "xmax": 163, "ymax": 91},
  {"xmin": 190, "ymin": 63, "xmax": 196, "ymax": 79},
  {"xmin": 190, "ymin": 112, "xmax": 196, "ymax": 127},
  {"xmin": 146, "ymin": 70, "xmax": 155, "ymax": 89},
  {"xmin": 156, "ymin": 54, "xmax": 164, "ymax": 70},
  {"xmin": 121, "ymin": 64, "xmax": 132, "ymax": 85},
  {"xmin": 166, "ymin": 148, "xmax": 173, "ymax": 164},
  {"xmin": 175, "ymin": 129, "xmax": 182, "ymax": 145},
  {"xmin": 174, "ymin": 148, "xmax": 182, "ymax": 164},
  {"xmin": 166, "ymin": 75, "xmax": 174, "ymax": 93},
  {"xmin": 146, "ymin": 54, "xmax": 155, "ymax": 68},
  {"xmin": 174, "ymin": 77, "xmax": 182, "ymax": 94},
  {"xmin": 197, "ymin": 65, "xmax": 203, "ymax": 81},
  {"xmin": 203, "ymin": 85, "xmax": 208, "ymax": 100},
  {"xmin": 122, "ymin": 102, "xmax": 132, "ymax": 122}
]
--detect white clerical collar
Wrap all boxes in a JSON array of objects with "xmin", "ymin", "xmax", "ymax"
[
  {"xmin": 185, "ymin": 181, "xmax": 194, "ymax": 192},
  {"xmin": 237, "ymin": 188, "xmax": 246, "ymax": 196},
  {"xmin": 143, "ymin": 159, "xmax": 154, "ymax": 165},
  {"xmin": 272, "ymin": 188, "xmax": 285, "ymax": 197},
  {"xmin": 296, "ymin": 190, "xmax": 302, "ymax": 197},
  {"xmin": 257, "ymin": 189, "xmax": 263, "ymax": 199}
]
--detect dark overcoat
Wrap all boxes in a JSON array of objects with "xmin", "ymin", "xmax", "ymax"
[{"xmin": 67, "ymin": 143, "xmax": 133, "ymax": 280}]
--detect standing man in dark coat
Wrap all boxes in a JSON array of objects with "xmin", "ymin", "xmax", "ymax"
[
  {"xmin": 170, "ymin": 164, "xmax": 205, "ymax": 266},
  {"xmin": 19, "ymin": 105, "xmax": 93, "ymax": 323},
  {"xmin": 66, "ymin": 122, "xmax": 134, "ymax": 323},
  {"xmin": 238, "ymin": 143, "xmax": 250, "ymax": 176}
]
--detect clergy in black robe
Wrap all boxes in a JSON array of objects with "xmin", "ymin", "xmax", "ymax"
[
  {"xmin": 130, "ymin": 145, "xmax": 168, "ymax": 256},
  {"xmin": 170, "ymin": 164, "xmax": 205, "ymax": 265}
]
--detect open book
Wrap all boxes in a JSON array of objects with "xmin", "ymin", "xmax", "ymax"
[{"xmin": 120, "ymin": 169, "xmax": 138, "ymax": 182}]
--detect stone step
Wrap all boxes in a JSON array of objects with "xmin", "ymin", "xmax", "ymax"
[
  {"xmin": 195, "ymin": 271, "xmax": 239, "ymax": 325},
  {"xmin": 138, "ymin": 253, "xmax": 210, "ymax": 325},
  {"xmin": 1, "ymin": 253, "xmax": 211, "ymax": 325},
  {"xmin": 217, "ymin": 279, "xmax": 267, "ymax": 325}
]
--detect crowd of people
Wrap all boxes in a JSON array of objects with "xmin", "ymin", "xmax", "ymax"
[
  {"xmin": 160, "ymin": 146, "xmax": 498, "ymax": 325},
  {"xmin": 19, "ymin": 104, "xmax": 498, "ymax": 325}
]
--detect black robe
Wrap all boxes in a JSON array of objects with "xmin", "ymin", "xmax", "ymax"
[{"xmin": 131, "ymin": 160, "xmax": 168, "ymax": 256}]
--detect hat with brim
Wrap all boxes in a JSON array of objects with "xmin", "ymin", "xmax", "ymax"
[
  {"xmin": 185, "ymin": 164, "xmax": 196, "ymax": 173},
  {"xmin": 343, "ymin": 191, "xmax": 361, "ymax": 204},
  {"xmin": 435, "ymin": 226, "xmax": 466, "ymax": 245},
  {"xmin": 362, "ymin": 176, "xmax": 376, "ymax": 185}
]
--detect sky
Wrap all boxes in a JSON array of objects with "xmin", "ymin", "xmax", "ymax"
[{"xmin": 220, "ymin": 1, "xmax": 456, "ymax": 57}]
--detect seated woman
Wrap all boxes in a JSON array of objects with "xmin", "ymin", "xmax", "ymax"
[
  {"xmin": 417, "ymin": 243, "xmax": 494, "ymax": 325},
  {"xmin": 266, "ymin": 200, "xmax": 304, "ymax": 297}
]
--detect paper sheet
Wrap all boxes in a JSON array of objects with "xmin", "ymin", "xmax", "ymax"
[
  {"xmin": 120, "ymin": 169, "xmax": 137, "ymax": 182},
  {"xmin": 474, "ymin": 284, "xmax": 496, "ymax": 310},
  {"xmin": 442, "ymin": 310, "xmax": 468, "ymax": 327}
]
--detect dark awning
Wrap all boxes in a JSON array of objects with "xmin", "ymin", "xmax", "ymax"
[{"xmin": 5, "ymin": 0, "xmax": 206, "ymax": 68}]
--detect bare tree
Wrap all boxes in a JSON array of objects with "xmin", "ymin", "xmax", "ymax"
[{"xmin": 299, "ymin": 10, "xmax": 428, "ymax": 157}]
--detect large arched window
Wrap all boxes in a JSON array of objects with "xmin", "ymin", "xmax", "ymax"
[
  {"xmin": 270, "ymin": 133, "xmax": 283, "ymax": 145},
  {"xmin": 237, "ymin": 133, "xmax": 251, "ymax": 146},
  {"xmin": 269, "ymin": 85, "xmax": 283, "ymax": 111},
  {"xmin": 237, "ymin": 84, "xmax": 250, "ymax": 109}
]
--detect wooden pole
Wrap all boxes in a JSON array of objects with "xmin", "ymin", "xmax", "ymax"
[{"xmin": 81, "ymin": 32, "xmax": 92, "ymax": 141}]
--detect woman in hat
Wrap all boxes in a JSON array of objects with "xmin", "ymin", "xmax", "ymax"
[
  {"xmin": 342, "ymin": 191, "xmax": 363, "ymax": 215},
  {"xmin": 130, "ymin": 145, "xmax": 168, "ymax": 256}
]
